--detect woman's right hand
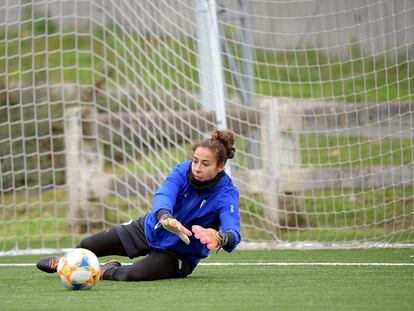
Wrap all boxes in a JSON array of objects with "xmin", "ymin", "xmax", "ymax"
[{"xmin": 160, "ymin": 217, "xmax": 192, "ymax": 245}]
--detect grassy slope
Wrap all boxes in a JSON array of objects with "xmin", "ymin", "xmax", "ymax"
[
  {"xmin": 0, "ymin": 249, "xmax": 414, "ymax": 311},
  {"xmin": 1, "ymin": 32, "xmax": 413, "ymax": 102}
]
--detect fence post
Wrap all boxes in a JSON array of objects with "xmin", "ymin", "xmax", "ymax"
[
  {"xmin": 64, "ymin": 106, "xmax": 108, "ymax": 234},
  {"xmin": 260, "ymin": 98, "xmax": 304, "ymax": 229}
]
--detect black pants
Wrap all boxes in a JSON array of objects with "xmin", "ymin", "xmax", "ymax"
[{"xmin": 77, "ymin": 226, "xmax": 194, "ymax": 282}]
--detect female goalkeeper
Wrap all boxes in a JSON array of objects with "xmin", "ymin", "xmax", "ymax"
[{"xmin": 37, "ymin": 129, "xmax": 241, "ymax": 281}]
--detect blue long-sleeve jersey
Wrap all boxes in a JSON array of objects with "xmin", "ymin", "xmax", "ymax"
[{"xmin": 144, "ymin": 160, "xmax": 241, "ymax": 265}]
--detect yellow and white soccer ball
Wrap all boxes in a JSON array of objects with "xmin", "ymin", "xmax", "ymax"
[{"xmin": 57, "ymin": 248, "xmax": 100, "ymax": 290}]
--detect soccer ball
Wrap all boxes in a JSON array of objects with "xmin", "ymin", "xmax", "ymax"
[{"xmin": 57, "ymin": 248, "xmax": 100, "ymax": 290}]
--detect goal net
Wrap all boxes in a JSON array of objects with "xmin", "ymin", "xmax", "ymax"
[{"xmin": 1, "ymin": 0, "xmax": 413, "ymax": 254}]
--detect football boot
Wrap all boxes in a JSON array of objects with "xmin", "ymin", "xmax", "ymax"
[{"xmin": 36, "ymin": 256, "xmax": 61, "ymax": 273}]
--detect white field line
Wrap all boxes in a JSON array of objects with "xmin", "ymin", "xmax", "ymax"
[
  {"xmin": 199, "ymin": 262, "xmax": 414, "ymax": 266},
  {"xmin": 1, "ymin": 262, "xmax": 414, "ymax": 267}
]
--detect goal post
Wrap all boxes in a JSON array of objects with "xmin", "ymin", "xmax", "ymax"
[{"xmin": 1, "ymin": 0, "xmax": 414, "ymax": 255}]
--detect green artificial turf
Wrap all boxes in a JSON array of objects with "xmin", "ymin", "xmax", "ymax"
[{"xmin": 0, "ymin": 249, "xmax": 413, "ymax": 311}]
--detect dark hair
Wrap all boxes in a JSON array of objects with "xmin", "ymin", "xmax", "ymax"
[{"xmin": 192, "ymin": 129, "xmax": 236, "ymax": 164}]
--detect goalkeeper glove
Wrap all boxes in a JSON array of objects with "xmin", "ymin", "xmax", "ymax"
[
  {"xmin": 155, "ymin": 215, "xmax": 192, "ymax": 245},
  {"xmin": 192, "ymin": 225, "xmax": 228, "ymax": 251}
]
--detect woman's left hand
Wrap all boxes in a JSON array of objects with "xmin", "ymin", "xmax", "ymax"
[{"xmin": 191, "ymin": 225, "xmax": 220, "ymax": 250}]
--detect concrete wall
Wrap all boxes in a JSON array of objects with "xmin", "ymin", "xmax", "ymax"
[
  {"xmin": 0, "ymin": 0, "xmax": 413, "ymax": 58},
  {"xmin": 245, "ymin": 0, "xmax": 414, "ymax": 58}
]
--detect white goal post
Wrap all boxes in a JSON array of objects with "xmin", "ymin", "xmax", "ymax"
[{"xmin": 1, "ymin": 0, "xmax": 414, "ymax": 255}]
